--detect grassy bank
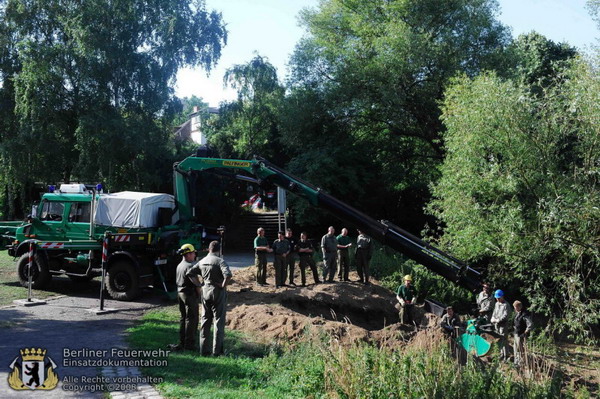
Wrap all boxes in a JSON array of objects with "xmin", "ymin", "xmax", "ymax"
[{"xmin": 127, "ymin": 307, "xmax": 575, "ymax": 399}]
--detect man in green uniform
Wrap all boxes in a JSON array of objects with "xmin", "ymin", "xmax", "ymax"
[
  {"xmin": 321, "ymin": 226, "xmax": 338, "ymax": 283},
  {"xmin": 396, "ymin": 274, "xmax": 416, "ymax": 325},
  {"xmin": 272, "ymin": 231, "xmax": 290, "ymax": 288},
  {"xmin": 187, "ymin": 241, "xmax": 232, "ymax": 356},
  {"xmin": 297, "ymin": 232, "xmax": 320, "ymax": 286},
  {"xmin": 285, "ymin": 228, "xmax": 298, "ymax": 286},
  {"xmin": 355, "ymin": 229, "xmax": 373, "ymax": 284},
  {"xmin": 254, "ymin": 227, "xmax": 272, "ymax": 285},
  {"xmin": 336, "ymin": 228, "xmax": 352, "ymax": 281},
  {"xmin": 172, "ymin": 243, "xmax": 202, "ymax": 351}
]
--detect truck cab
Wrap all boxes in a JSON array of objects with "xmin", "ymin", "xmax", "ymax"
[{"xmin": 25, "ymin": 191, "xmax": 93, "ymax": 243}]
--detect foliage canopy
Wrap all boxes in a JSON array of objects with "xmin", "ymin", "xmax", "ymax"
[
  {"xmin": 0, "ymin": 0, "xmax": 226, "ymax": 215},
  {"xmin": 430, "ymin": 61, "xmax": 600, "ymax": 340}
]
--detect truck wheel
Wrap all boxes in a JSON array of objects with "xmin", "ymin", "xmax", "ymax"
[
  {"xmin": 17, "ymin": 253, "xmax": 51, "ymax": 289},
  {"xmin": 106, "ymin": 261, "xmax": 140, "ymax": 301}
]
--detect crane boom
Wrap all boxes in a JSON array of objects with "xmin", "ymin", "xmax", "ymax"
[{"xmin": 174, "ymin": 156, "xmax": 481, "ymax": 291}]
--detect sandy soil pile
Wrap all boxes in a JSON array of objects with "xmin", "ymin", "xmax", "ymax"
[{"xmin": 226, "ymin": 265, "xmax": 437, "ymax": 346}]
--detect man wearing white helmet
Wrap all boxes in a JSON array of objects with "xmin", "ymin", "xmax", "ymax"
[
  {"xmin": 171, "ymin": 243, "xmax": 202, "ymax": 351},
  {"xmin": 490, "ymin": 289, "xmax": 512, "ymax": 361}
]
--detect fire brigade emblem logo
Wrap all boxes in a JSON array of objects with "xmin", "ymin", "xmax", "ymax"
[{"xmin": 8, "ymin": 348, "xmax": 58, "ymax": 390}]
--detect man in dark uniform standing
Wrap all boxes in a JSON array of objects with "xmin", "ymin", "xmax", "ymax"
[
  {"xmin": 355, "ymin": 229, "xmax": 373, "ymax": 284},
  {"xmin": 254, "ymin": 227, "xmax": 272, "ymax": 285},
  {"xmin": 285, "ymin": 228, "xmax": 298, "ymax": 286},
  {"xmin": 187, "ymin": 241, "xmax": 232, "ymax": 356},
  {"xmin": 321, "ymin": 226, "xmax": 338, "ymax": 283},
  {"xmin": 172, "ymin": 243, "xmax": 202, "ymax": 351},
  {"xmin": 272, "ymin": 231, "xmax": 290, "ymax": 288},
  {"xmin": 336, "ymin": 228, "xmax": 352, "ymax": 281},
  {"xmin": 297, "ymin": 232, "xmax": 321, "ymax": 286}
]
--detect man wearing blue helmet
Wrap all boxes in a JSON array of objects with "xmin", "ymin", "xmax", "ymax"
[{"xmin": 490, "ymin": 289, "xmax": 511, "ymax": 361}]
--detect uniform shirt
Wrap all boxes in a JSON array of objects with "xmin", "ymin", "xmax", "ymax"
[
  {"xmin": 476, "ymin": 291, "xmax": 493, "ymax": 313},
  {"xmin": 254, "ymin": 235, "xmax": 269, "ymax": 251},
  {"xmin": 491, "ymin": 301, "xmax": 511, "ymax": 325},
  {"xmin": 356, "ymin": 234, "xmax": 371, "ymax": 248},
  {"xmin": 440, "ymin": 313, "xmax": 462, "ymax": 331},
  {"xmin": 356, "ymin": 234, "xmax": 373, "ymax": 256},
  {"xmin": 321, "ymin": 234, "xmax": 338, "ymax": 254},
  {"xmin": 513, "ymin": 310, "xmax": 533, "ymax": 336},
  {"xmin": 187, "ymin": 253, "xmax": 232, "ymax": 287},
  {"xmin": 176, "ymin": 259, "xmax": 197, "ymax": 292},
  {"xmin": 286, "ymin": 236, "xmax": 297, "ymax": 253},
  {"xmin": 272, "ymin": 238, "xmax": 290, "ymax": 255},
  {"xmin": 396, "ymin": 284, "xmax": 415, "ymax": 302},
  {"xmin": 297, "ymin": 239, "xmax": 314, "ymax": 257},
  {"xmin": 336, "ymin": 234, "xmax": 352, "ymax": 249}
]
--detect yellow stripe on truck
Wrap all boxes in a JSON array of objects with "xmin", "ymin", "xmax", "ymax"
[{"xmin": 223, "ymin": 160, "xmax": 250, "ymax": 168}]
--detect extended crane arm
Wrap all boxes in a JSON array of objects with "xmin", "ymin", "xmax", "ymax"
[{"xmin": 174, "ymin": 156, "xmax": 481, "ymax": 291}]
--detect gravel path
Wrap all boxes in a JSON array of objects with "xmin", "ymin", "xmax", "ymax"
[{"xmin": 0, "ymin": 281, "xmax": 166, "ymax": 399}]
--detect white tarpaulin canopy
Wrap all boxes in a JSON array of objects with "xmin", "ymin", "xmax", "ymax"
[{"xmin": 94, "ymin": 191, "xmax": 177, "ymax": 228}]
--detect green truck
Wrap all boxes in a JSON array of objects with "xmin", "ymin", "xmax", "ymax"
[
  {"xmin": 1, "ymin": 183, "xmax": 206, "ymax": 301},
  {"xmin": 0, "ymin": 155, "xmax": 482, "ymax": 302}
]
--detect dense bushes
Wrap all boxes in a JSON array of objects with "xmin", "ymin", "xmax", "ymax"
[{"xmin": 430, "ymin": 60, "xmax": 600, "ymax": 341}]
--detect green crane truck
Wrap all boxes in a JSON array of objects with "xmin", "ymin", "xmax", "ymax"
[
  {"xmin": 0, "ymin": 183, "xmax": 206, "ymax": 300},
  {"xmin": 0, "ymin": 154, "xmax": 481, "ymax": 302}
]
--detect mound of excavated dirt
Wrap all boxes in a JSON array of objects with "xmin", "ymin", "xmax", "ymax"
[{"xmin": 226, "ymin": 265, "xmax": 439, "ymax": 345}]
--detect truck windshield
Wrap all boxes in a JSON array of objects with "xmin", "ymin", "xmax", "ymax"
[{"xmin": 40, "ymin": 202, "xmax": 65, "ymax": 221}]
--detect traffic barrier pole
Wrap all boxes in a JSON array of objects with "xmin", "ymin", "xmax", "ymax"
[
  {"xmin": 99, "ymin": 232, "xmax": 111, "ymax": 310},
  {"xmin": 27, "ymin": 242, "xmax": 34, "ymax": 302}
]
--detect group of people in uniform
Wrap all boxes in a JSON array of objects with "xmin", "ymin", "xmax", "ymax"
[
  {"xmin": 396, "ymin": 275, "xmax": 534, "ymax": 366},
  {"xmin": 253, "ymin": 226, "xmax": 374, "ymax": 288},
  {"xmin": 171, "ymin": 241, "xmax": 232, "ymax": 356},
  {"xmin": 171, "ymin": 230, "xmax": 534, "ymax": 366}
]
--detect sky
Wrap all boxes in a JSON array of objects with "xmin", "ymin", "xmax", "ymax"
[{"xmin": 175, "ymin": 0, "xmax": 600, "ymax": 107}]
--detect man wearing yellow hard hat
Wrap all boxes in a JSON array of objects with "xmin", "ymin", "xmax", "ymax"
[
  {"xmin": 396, "ymin": 274, "xmax": 416, "ymax": 325},
  {"xmin": 170, "ymin": 243, "xmax": 202, "ymax": 351}
]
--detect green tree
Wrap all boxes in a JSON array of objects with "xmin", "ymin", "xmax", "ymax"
[
  {"xmin": 284, "ymin": 0, "xmax": 511, "ymax": 231},
  {"xmin": 509, "ymin": 32, "xmax": 577, "ymax": 95},
  {"xmin": 0, "ymin": 0, "xmax": 227, "ymax": 214},
  {"xmin": 430, "ymin": 64, "xmax": 600, "ymax": 340},
  {"xmin": 587, "ymin": 0, "xmax": 600, "ymax": 24},
  {"xmin": 208, "ymin": 55, "xmax": 284, "ymax": 160}
]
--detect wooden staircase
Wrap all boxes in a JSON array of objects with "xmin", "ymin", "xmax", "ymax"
[{"xmin": 226, "ymin": 211, "xmax": 282, "ymax": 250}]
